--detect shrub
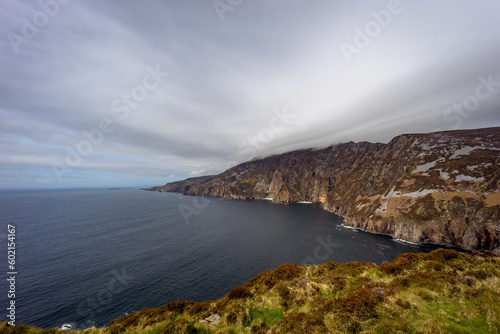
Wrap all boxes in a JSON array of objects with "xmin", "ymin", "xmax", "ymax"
[
  {"xmin": 334, "ymin": 287, "xmax": 385, "ymax": 319},
  {"xmin": 473, "ymin": 250, "xmax": 496, "ymax": 258},
  {"xmin": 406, "ymin": 271, "xmax": 457, "ymax": 289},
  {"xmin": 186, "ymin": 323, "xmax": 211, "ymax": 334},
  {"xmin": 312, "ymin": 295, "xmax": 333, "ymax": 312},
  {"xmin": 466, "ymin": 287, "xmax": 489, "ymax": 299},
  {"xmin": 0, "ymin": 324, "xmax": 36, "ymax": 334},
  {"xmin": 108, "ymin": 300, "xmax": 197, "ymax": 330},
  {"xmin": 160, "ymin": 300, "xmax": 194, "ymax": 314},
  {"xmin": 242, "ymin": 313, "xmax": 251, "ymax": 327},
  {"xmin": 276, "ymin": 312, "xmax": 328, "ymax": 333},
  {"xmin": 379, "ymin": 253, "xmax": 420, "ymax": 275},
  {"xmin": 425, "ymin": 248, "xmax": 460, "ymax": 262},
  {"xmin": 371, "ymin": 317, "xmax": 413, "ymax": 334},
  {"xmin": 107, "ymin": 312, "xmax": 141, "ymax": 331},
  {"xmin": 160, "ymin": 319, "xmax": 190, "ymax": 334},
  {"xmin": 316, "ymin": 261, "xmax": 339, "ymax": 274},
  {"xmin": 294, "ymin": 278, "xmax": 320, "ymax": 297},
  {"xmin": 273, "ymin": 263, "xmax": 303, "ymax": 280},
  {"xmin": 186, "ymin": 301, "xmax": 212, "ymax": 315},
  {"xmin": 250, "ymin": 322, "xmax": 270, "ymax": 334},
  {"xmin": 144, "ymin": 302, "xmax": 193, "ymax": 328},
  {"xmin": 321, "ymin": 273, "xmax": 346, "ymax": 290},
  {"xmin": 417, "ymin": 289, "xmax": 435, "ymax": 301},
  {"xmin": 227, "ymin": 286, "xmax": 252, "ymax": 300},
  {"xmin": 395, "ymin": 298, "xmax": 412, "ymax": 309},
  {"xmin": 275, "ymin": 283, "xmax": 292, "ymax": 308},
  {"xmin": 421, "ymin": 260, "xmax": 445, "ymax": 271},
  {"xmin": 108, "ymin": 324, "xmax": 126, "ymax": 334},
  {"xmin": 226, "ymin": 312, "xmax": 237, "ymax": 325},
  {"xmin": 389, "ymin": 276, "xmax": 411, "ymax": 289},
  {"xmin": 248, "ymin": 270, "xmax": 278, "ymax": 289},
  {"xmin": 334, "ymin": 261, "xmax": 375, "ymax": 277},
  {"xmin": 344, "ymin": 320, "xmax": 362, "ymax": 334},
  {"xmin": 456, "ymin": 275, "xmax": 476, "ymax": 286},
  {"xmin": 41, "ymin": 330, "xmax": 58, "ymax": 334},
  {"xmin": 217, "ymin": 330, "xmax": 237, "ymax": 334},
  {"xmin": 465, "ymin": 268, "xmax": 495, "ymax": 280}
]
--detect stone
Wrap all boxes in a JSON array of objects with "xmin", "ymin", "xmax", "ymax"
[{"xmin": 199, "ymin": 314, "xmax": 221, "ymax": 325}]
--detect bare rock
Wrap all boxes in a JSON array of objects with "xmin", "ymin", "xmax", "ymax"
[{"xmin": 199, "ymin": 314, "xmax": 221, "ymax": 325}]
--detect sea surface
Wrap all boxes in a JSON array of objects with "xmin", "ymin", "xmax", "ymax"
[{"xmin": 0, "ymin": 188, "xmax": 446, "ymax": 329}]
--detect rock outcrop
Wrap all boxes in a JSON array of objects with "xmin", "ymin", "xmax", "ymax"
[
  {"xmin": 150, "ymin": 127, "xmax": 500, "ymax": 254},
  {"xmin": 147, "ymin": 175, "xmax": 214, "ymax": 193}
]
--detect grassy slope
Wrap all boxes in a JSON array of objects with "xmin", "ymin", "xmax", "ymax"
[{"xmin": 3, "ymin": 249, "xmax": 500, "ymax": 334}]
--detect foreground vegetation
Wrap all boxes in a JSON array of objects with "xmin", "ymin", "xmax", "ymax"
[{"xmin": 3, "ymin": 249, "xmax": 500, "ymax": 333}]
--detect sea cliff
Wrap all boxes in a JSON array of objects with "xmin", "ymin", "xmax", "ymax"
[{"xmin": 150, "ymin": 127, "xmax": 500, "ymax": 254}]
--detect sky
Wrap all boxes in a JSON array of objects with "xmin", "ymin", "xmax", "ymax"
[{"xmin": 1, "ymin": 0, "xmax": 500, "ymax": 189}]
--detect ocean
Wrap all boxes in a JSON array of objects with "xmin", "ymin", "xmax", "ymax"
[{"xmin": 0, "ymin": 188, "xmax": 444, "ymax": 329}]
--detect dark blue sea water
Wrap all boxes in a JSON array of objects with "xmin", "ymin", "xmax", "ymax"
[{"xmin": 0, "ymin": 188, "xmax": 443, "ymax": 329}]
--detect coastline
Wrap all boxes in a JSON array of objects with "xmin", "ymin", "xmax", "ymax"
[
  {"xmin": 146, "ymin": 127, "xmax": 500, "ymax": 255},
  {"xmin": 151, "ymin": 190, "xmax": 472, "ymax": 253}
]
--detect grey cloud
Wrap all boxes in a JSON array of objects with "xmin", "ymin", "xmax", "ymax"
[{"xmin": 1, "ymin": 0, "xmax": 499, "ymax": 188}]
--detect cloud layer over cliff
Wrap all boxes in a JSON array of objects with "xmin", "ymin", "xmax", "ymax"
[{"xmin": 1, "ymin": 0, "xmax": 500, "ymax": 188}]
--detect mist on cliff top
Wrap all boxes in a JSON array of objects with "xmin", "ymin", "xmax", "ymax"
[{"xmin": 1, "ymin": 0, "xmax": 500, "ymax": 189}]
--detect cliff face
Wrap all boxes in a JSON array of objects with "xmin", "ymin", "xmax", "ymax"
[
  {"xmin": 148, "ymin": 175, "xmax": 214, "ymax": 193},
  {"xmin": 152, "ymin": 127, "xmax": 500, "ymax": 254}
]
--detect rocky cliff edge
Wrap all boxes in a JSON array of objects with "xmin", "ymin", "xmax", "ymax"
[{"xmin": 150, "ymin": 127, "xmax": 500, "ymax": 254}]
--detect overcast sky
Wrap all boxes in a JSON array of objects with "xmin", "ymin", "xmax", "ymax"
[{"xmin": 1, "ymin": 0, "xmax": 499, "ymax": 189}]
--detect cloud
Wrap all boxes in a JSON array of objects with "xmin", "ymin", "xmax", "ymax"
[{"xmin": 1, "ymin": 0, "xmax": 499, "ymax": 188}]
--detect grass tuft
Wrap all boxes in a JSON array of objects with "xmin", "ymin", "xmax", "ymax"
[{"xmin": 249, "ymin": 307, "xmax": 283, "ymax": 327}]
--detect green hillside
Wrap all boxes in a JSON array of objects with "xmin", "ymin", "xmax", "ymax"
[{"xmin": 3, "ymin": 249, "xmax": 500, "ymax": 334}]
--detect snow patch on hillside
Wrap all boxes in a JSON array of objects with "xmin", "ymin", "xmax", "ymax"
[
  {"xmin": 454, "ymin": 175, "xmax": 485, "ymax": 182},
  {"xmin": 450, "ymin": 146, "xmax": 482, "ymax": 159},
  {"xmin": 412, "ymin": 158, "xmax": 444, "ymax": 174},
  {"xmin": 392, "ymin": 189, "xmax": 440, "ymax": 198},
  {"xmin": 438, "ymin": 169, "xmax": 450, "ymax": 180}
]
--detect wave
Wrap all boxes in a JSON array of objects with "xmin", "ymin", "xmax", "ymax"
[
  {"xmin": 393, "ymin": 238, "xmax": 421, "ymax": 246},
  {"xmin": 339, "ymin": 223, "xmax": 360, "ymax": 231}
]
